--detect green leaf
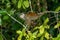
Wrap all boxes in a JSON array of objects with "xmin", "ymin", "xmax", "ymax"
[
  {"xmin": 37, "ymin": 25, "xmax": 44, "ymax": 37},
  {"xmin": 16, "ymin": 30, "xmax": 22, "ymax": 34},
  {"xmin": 56, "ymin": 34, "xmax": 60, "ymax": 40},
  {"xmin": 52, "ymin": 34, "xmax": 60, "ymax": 40},
  {"xmin": 12, "ymin": 0, "xmax": 17, "ymax": 4},
  {"xmin": 33, "ymin": 26, "xmax": 39, "ymax": 30},
  {"xmin": 0, "ymin": 33, "xmax": 3, "ymax": 40},
  {"xmin": 3, "ymin": 15, "xmax": 9, "ymax": 20},
  {"xmin": 6, "ymin": 3, "xmax": 11, "ymax": 9},
  {"xmin": 9, "ymin": 9, "xmax": 15, "ymax": 15},
  {"xmin": 0, "ymin": 10, "xmax": 7, "ymax": 15},
  {"xmin": 40, "ymin": 36, "xmax": 44, "ymax": 40},
  {"xmin": 39, "ymin": 25, "xmax": 44, "ymax": 35},
  {"xmin": 45, "ymin": 32, "xmax": 49, "ymax": 39},
  {"xmin": 45, "ymin": 25, "xmax": 50, "ymax": 29},
  {"xmin": 2, "ymin": 0, "xmax": 4, "ymax": 3},
  {"xmin": 17, "ymin": 35, "xmax": 21, "ymax": 40},
  {"xmin": 33, "ymin": 31, "xmax": 38, "ymax": 38},
  {"xmin": 18, "ymin": 0, "xmax": 22, "ymax": 8},
  {"xmin": 23, "ymin": 1, "xmax": 29, "ymax": 8},
  {"xmin": 54, "ymin": 21, "xmax": 60, "ymax": 28},
  {"xmin": 22, "ymin": 5, "xmax": 26, "ymax": 9},
  {"xmin": 44, "ymin": 18, "xmax": 49, "ymax": 25},
  {"xmin": 22, "ymin": 28, "xmax": 26, "ymax": 36},
  {"xmin": 55, "ymin": 6, "xmax": 60, "ymax": 12}
]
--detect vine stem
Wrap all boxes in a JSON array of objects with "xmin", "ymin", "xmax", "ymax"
[
  {"xmin": 43, "ymin": 11, "xmax": 59, "ymax": 13},
  {"xmin": 6, "ymin": 11, "xmax": 27, "ymax": 29}
]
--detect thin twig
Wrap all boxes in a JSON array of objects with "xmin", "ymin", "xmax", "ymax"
[
  {"xmin": 37, "ymin": 0, "xmax": 41, "ymax": 12},
  {"xmin": 43, "ymin": 11, "xmax": 59, "ymax": 13},
  {"xmin": 49, "ymin": 21, "xmax": 57, "ymax": 25},
  {"xmin": 29, "ymin": 0, "xmax": 33, "ymax": 12},
  {"xmin": 42, "ymin": 0, "xmax": 48, "ymax": 10},
  {"xmin": 38, "ymin": 11, "xmax": 59, "ymax": 16},
  {"xmin": 49, "ymin": 16, "xmax": 55, "ymax": 19},
  {"xmin": 56, "ymin": 13, "xmax": 60, "ymax": 33}
]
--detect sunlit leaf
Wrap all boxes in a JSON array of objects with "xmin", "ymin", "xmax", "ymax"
[
  {"xmin": 39, "ymin": 25, "xmax": 44, "ymax": 34},
  {"xmin": 6, "ymin": 3, "xmax": 11, "ymax": 9},
  {"xmin": 33, "ymin": 31, "xmax": 38, "ymax": 38},
  {"xmin": 37, "ymin": 25, "xmax": 44, "ymax": 37},
  {"xmin": 44, "ymin": 18, "xmax": 49, "ymax": 25},
  {"xmin": 54, "ymin": 21, "xmax": 60, "ymax": 28},
  {"xmin": 17, "ymin": 36, "xmax": 21, "ymax": 40},
  {"xmin": 33, "ymin": 26, "xmax": 39, "ymax": 30},
  {"xmin": 39, "ymin": 25, "xmax": 44, "ymax": 35},
  {"xmin": 52, "ymin": 34, "xmax": 60, "ymax": 40},
  {"xmin": 55, "ymin": 6, "xmax": 60, "ymax": 12},
  {"xmin": 16, "ymin": 30, "xmax": 22, "ymax": 34},
  {"xmin": 56, "ymin": 34, "xmax": 60, "ymax": 40},
  {"xmin": 2, "ymin": 0, "xmax": 4, "ymax": 3},
  {"xmin": 27, "ymin": 31, "xmax": 33, "ymax": 39},
  {"xmin": 27, "ymin": 31, "xmax": 36, "ymax": 40},
  {"xmin": 45, "ymin": 25, "xmax": 50, "ymax": 29},
  {"xmin": 16, "ymin": 29, "xmax": 26, "ymax": 40},
  {"xmin": 45, "ymin": 32, "xmax": 49, "ymax": 39},
  {"xmin": 40, "ymin": 36, "xmax": 44, "ymax": 40},
  {"xmin": 18, "ymin": 0, "xmax": 22, "ymax": 8},
  {"xmin": 23, "ymin": 1, "xmax": 29, "ymax": 8},
  {"xmin": 22, "ymin": 5, "xmax": 26, "ymax": 9},
  {"xmin": 28, "ymin": 31, "xmax": 32, "ymax": 36},
  {"xmin": 22, "ymin": 28, "xmax": 26, "ymax": 36},
  {"xmin": 57, "ymin": 34, "xmax": 60, "ymax": 37}
]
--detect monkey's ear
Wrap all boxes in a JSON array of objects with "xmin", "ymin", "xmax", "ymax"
[{"xmin": 19, "ymin": 13, "xmax": 25, "ymax": 20}]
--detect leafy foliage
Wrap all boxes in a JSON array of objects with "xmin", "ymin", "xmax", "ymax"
[{"xmin": 0, "ymin": 0, "xmax": 60, "ymax": 40}]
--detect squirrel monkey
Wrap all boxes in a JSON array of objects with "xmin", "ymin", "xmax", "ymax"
[{"xmin": 20, "ymin": 12, "xmax": 39, "ymax": 30}]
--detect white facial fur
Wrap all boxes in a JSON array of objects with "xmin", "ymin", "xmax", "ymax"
[{"xmin": 20, "ymin": 13, "xmax": 25, "ymax": 20}]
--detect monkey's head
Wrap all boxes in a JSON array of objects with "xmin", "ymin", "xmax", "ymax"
[
  {"xmin": 20, "ymin": 12, "xmax": 39, "ymax": 20},
  {"xmin": 19, "ymin": 12, "xmax": 39, "ymax": 30}
]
